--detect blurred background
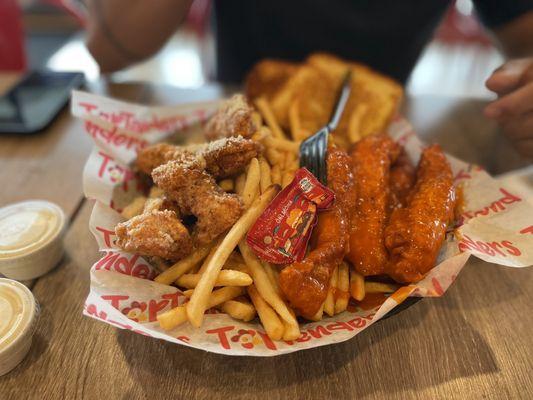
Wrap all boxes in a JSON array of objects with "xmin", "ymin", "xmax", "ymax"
[{"xmin": 1, "ymin": 0, "xmax": 503, "ymax": 97}]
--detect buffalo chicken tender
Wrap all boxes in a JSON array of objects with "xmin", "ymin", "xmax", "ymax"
[
  {"xmin": 115, "ymin": 210, "xmax": 193, "ymax": 261},
  {"xmin": 279, "ymin": 147, "xmax": 355, "ymax": 318},
  {"xmin": 204, "ymin": 94, "xmax": 258, "ymax": 140},
  {"xmin": 388, "ymin": 149, "xmax": 416, "ymax": 211},
  {"xmin": 385, "ymin": 145, "xmax": 456, "ymax": 283},
  {"xmin": 137, "ymin": 136, "xmax": 261, "ymax": 178},
  {"xmin": 348, "ymin": 134, "xmax": 400, "ymax": 276},
  {"xmin": 152, "ymin": 159, "xmax": 244, "ymax": 245}
]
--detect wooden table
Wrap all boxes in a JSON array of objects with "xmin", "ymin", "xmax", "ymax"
[{"xmin": 1, "ymin": 77, "xmax": 532, "ymax": 400}]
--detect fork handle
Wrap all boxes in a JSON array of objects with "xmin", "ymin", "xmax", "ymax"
[{"xmin": 327, "ymin": 70, "xmax": 352, "ymax": 132}]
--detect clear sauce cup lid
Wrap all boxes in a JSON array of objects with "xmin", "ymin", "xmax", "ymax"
[
  {"xmin": 0, "ymin": 278, "xmax": 37, "ymax": 353},
  {"xmin": 0, "ymin": 200, "xmax": 64, "ymax": 259}
]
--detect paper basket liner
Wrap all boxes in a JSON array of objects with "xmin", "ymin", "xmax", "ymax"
[{"xmin": 73, "ymin": 90, "xmax": 533, "ymax": 356}]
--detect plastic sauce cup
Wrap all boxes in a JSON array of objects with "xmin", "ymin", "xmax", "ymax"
[
  {"xmin": 0, "ymin": 200, "xmax": 66, "ymax": 280},
  {"xmin": 0, "ymin": 278, "xmax": 39, "ymax": 376}
]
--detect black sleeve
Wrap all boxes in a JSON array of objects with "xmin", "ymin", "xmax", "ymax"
[{"xmin": 473, "ymin": 0, "xmax": 533, "ymax": 28}]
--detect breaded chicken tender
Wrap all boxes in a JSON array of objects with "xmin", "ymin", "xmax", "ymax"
[
  {"xmin": 204, "ymin": 94, "xmax": 258, "ymax": 140},
  {"xmin": 115, "ymin": 209, "xmax": 193, "ymax": 261},
  {"xmin": 137, "ymin": 136, "xmax": 260, "ymax": 178},
  {"xmin": 152, "ymin": 159, "xmax": 244, "ymax": 245}
]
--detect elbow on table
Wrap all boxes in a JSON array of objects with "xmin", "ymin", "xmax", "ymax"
[{"xmin": 86, "ymin": 29, "xmax": 157, "ymax": 74}]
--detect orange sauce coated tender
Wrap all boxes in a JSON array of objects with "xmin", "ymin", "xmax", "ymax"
[
  {"xmin": 279, "ymin": 147, "xmax": 355, "ymax": 319},
  {"xmin": 347, "ymin": 134, "xmax": 400, "ymax": 276},
  {"xmin": 384, "ymin": 145, "xmax": 456, "ymax": 283}
]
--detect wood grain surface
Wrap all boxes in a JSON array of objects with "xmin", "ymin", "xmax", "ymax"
[{"xmin": 0, "ymin": 81, "xmax": 532, "ymax": 400}]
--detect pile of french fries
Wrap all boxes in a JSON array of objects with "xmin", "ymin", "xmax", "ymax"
[{"xmin": 121, "ymin": 97, "xmax": 400, "ymax": 342}]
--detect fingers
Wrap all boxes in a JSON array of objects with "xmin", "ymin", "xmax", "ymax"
[
  {"xmin": 501, "ymin": 112, "xmax": 533, "ymax": 141},
  {"xmin": 484, "ymin": 81, "xmax": 533, "ymax": 119},
  {"xmin": 485, "ymin": 58, "xmax": 533, "ymax": 95},
  {"xmin": 499, "ymin": 112, "xmax": 533, "ymax": 158},
  {"xmin": 511, "ymin": 139, "xmax": 533, "ymax": 158}
]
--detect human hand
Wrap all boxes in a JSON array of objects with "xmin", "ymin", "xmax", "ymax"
[{"xmin": 485, "ymin": 58, "xmax": 533, "ymax": 158}]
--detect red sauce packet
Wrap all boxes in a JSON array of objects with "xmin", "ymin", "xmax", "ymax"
[{"xmin": 246, "ymin": 168, "xmax": 335, "ymax": 264}]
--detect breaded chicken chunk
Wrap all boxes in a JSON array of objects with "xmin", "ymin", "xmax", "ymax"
[
  {"xmin": 152, "ymin": 159, "xmax": 244, "ymax": 245},
  {"xmin": 137, "ymin": 136, "xmax": 260, "ymax": 178},
  {"xmin": 115, "ymin": 209, "xmax": 193, "ymax": 261},
  {"xmin": 204, "ymin": 94, "xmax": 258, "ymax": 140}
]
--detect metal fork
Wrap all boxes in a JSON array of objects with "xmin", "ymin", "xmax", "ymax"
[{"xmin": 299, "ymin": 70, "xmax": 352, "ymax": 185}]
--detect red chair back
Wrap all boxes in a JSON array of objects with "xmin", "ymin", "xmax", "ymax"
[{"xmin": 0, "ymin": 0, "xmax": 26, "ymax": 71}]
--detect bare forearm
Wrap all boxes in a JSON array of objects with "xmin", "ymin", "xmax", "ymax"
[{"xmin": 86, "ymin": 0, "xmax": 192, "ymax": 73}]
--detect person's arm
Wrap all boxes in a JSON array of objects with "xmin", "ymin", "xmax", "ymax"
[
  {"xmin": 86, "ymin": 0, "xmax": 193, "ymax": 73},
  {"xmin": 478, "ymin": 7, "xmax": 533, "ymax": 158}
]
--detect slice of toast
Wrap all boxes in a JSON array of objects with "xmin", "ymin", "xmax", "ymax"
[
  {"xmin": 245, "ymin": 59, "xmax": 300, "ymax": 101},
  {"xmin": 307, "ymin": 53, "xmax": 404, "ymax": 142}
]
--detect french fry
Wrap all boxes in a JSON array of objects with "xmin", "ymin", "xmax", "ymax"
[
  {"xmin": 143, "ymin": 197, "xmax": 163, "ymax": 213},
  {"xmin": 265, "ymin": 147, "xmax": 283, "ymax": 166},
  {"xmin": 186, "ymin": 185, "xmax": 280, "ymax": 327},
  {"xmin": 197, "ymin": 237, "xmax": 224, "ymax": 274},
  {"xmin": 282, "ymin": 309, "xmax": 300, "ymax": 341},
  {"xmin": 334, "ymin": 262, "xmax": 350, "ymax": 314},
  {"xmin": 239, "ymin": 242, "xmax": 299, "ymax": 339},
  {"xmin": 258, "ymin": 157, "xmax": 272, "ymax": 194},
  {"xmin": 121, "ymin": 196, "xmax": 147, "ymax": 219},
  {"xmin": 159, "ymin": 286, "xmax": 244, "ymax": 330},
  {"xmin": 182, "ymin": 286, "xmax": 246, "ymax": 300},
  {"xmin": 149, "ymin": 186, "xmax": 164, "ymax": 198},
  {"xmin": 263, "ymin": 136, "xmax": 300, "ymax": 154},
  {"xmin": 154, "ymin": 243, "xmax": 212, "ymax": 285},
  {"xmin": 255, "ymin": 97, "xmax": 286, "ymax": 139},
  {"xmin": 324, "ymin": 266, "xmax": 338, "ymax": 317},
  {"xmin": 157, "ymin": 305, "xmax": 188, "ymax": 330},
  {"xmin": 235, "ymin": 172, "xmax": 246, "ymax": 196},
  {"xmin": 350, "ymin": 269, "xmax": 365, "ymax": 301},
  {"xmin": 248, "ymin": 285, "xmax": 284, "ymax": 341},
  {"xmin": 271, "ymin": 164, "xmax": 281, "ymax": 185},
  {"xmin": 251, "ymin": 126, "xmax": 269, "ymax": 142},
  {"xmin": 262, "ymin": 261, "xmax": 281, "ymax": 296},
  {"xmin": 309, "ymin": 303, "xmax": 324, "ymax": 322},
  {"xmin": 242, "ymin": 158, "xmax": 261, "ymax": 208},
  {"xmin": 223, "ymin": 252, "xmax": 249, "ymax": 273},
  {"xmin": 219, "ymin": 179, "xmax": 234, "ymax": 192},
  {"xmin": 365, "ymin": 281, "xmax": 399, "ymax": 293},
  {"xmin": 176, "ymin": 270, "xmax": 253, "ymax": 289},
  {"xmin": 288, "ymin": 100, "xmax": 301, "ymax": 141},
  {"xmin": 281, "ymin": 169, "xmax": 295, "ymax": 188},
  {"xmin": 220, "ymin": 299, "xmax": 256, "ymax": 322},
  {"xmin": 252, "ymin": 182, "xmax": 261, "ymax": 205},
  {"xmin": 251, "ymin": 111, "xmax": 263, "ymax": 129},
  {"xmin": 287, "ymin": 153, "xmax": 300, "ymax": 171}
]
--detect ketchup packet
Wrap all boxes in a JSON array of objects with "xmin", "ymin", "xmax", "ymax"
[{"xmin": 246, "ymin": 168, "xmax": 335, "ymax": 264}]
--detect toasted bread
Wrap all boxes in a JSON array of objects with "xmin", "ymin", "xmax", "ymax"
[
  {"xmin": 246, "ymin": 52, "xmax": 404, "ymax": 145},
  {"xmin": 245, "ymin": 59, "xmax": 300, "ymax": 101}
]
